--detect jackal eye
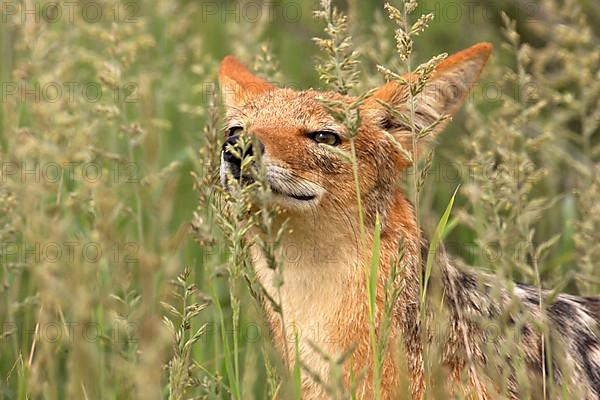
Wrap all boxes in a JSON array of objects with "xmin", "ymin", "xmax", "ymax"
[
  {"xmin": 308, "ymin": 131, "xmax": 341, "ymax": 146},
  {"xmin": 227, "ymin": 126, "xmax": 243, "ymax": 137}
]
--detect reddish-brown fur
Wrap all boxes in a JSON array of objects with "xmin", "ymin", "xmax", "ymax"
[
  {"xmin": 217, "ymin": 43, "xmax": 600, "ymax": 399},
  {"xmin": 218, "ymin": 44, "xmax": 490, "ymax": 398}
]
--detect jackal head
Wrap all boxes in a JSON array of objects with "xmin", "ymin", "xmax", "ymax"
[{"xmin": 218, "ymin": 43, "xmax": 491, "ymax": 223}]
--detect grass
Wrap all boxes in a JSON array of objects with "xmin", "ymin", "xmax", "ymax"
[{"xmin": 1, "ymin": 0, "xmax": 600, "ymax": 398}]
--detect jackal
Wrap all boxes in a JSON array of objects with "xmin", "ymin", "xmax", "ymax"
[{"xmin": 218, "ymin": 43, "xmax": 600, "ymax": 399}]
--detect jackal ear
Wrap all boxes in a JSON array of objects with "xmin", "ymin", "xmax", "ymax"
[
  {"xmin": 219, "ymin": 56, "xmax": 274, "ymax": 109},
  {"xmin": 365, "ymin": 42, "xmax": 492, "ymax": 161}
]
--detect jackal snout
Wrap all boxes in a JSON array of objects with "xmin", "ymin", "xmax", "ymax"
[{"xmin": 221, "ymin": 133, "xmax": 265, "ymax": 180}]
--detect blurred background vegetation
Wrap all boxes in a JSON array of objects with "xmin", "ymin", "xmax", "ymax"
[{"xmin": 1, "ymin": 0, "xmax": 600, "ymax": 398}]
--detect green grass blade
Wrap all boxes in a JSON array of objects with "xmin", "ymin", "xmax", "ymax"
[
  {"xmin": 210, "ymin": 285, "xmax": 241, "ymax": 400},
  {"xmin": 421, "ymin": 186, "xmax": 459, "ymax": 306},
  {"xmin": 367, "ymin": 214, "xmax": 382, "ymax": 400},
  {"xmin": 292, "ymin": 329, "xmax": 302, "ymax": 400}
]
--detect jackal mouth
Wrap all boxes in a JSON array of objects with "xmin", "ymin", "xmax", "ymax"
[
  {"xmin": 221, "ymin": 178, "xmax": 318, "ymax": 202},
  {"xmin": 265, "ymin": 166, "xmax": 323, "ymax": 204},
  {"xmin": 220, "ymin": 158, "xmax": 323, "ymax": 206},
  {"xmin": 219, "ymin": 168, "xmax": 317, "ymax": 202}
]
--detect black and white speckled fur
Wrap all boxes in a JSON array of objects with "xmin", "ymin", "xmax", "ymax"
[{"xmin": 433, "ymin": 244, "xmax": 600, "ymax": 399}]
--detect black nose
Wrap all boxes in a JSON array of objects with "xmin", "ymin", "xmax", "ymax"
[{"xmin": 222, "ymin": 135, "xmax": 264, "ymax": 169}]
